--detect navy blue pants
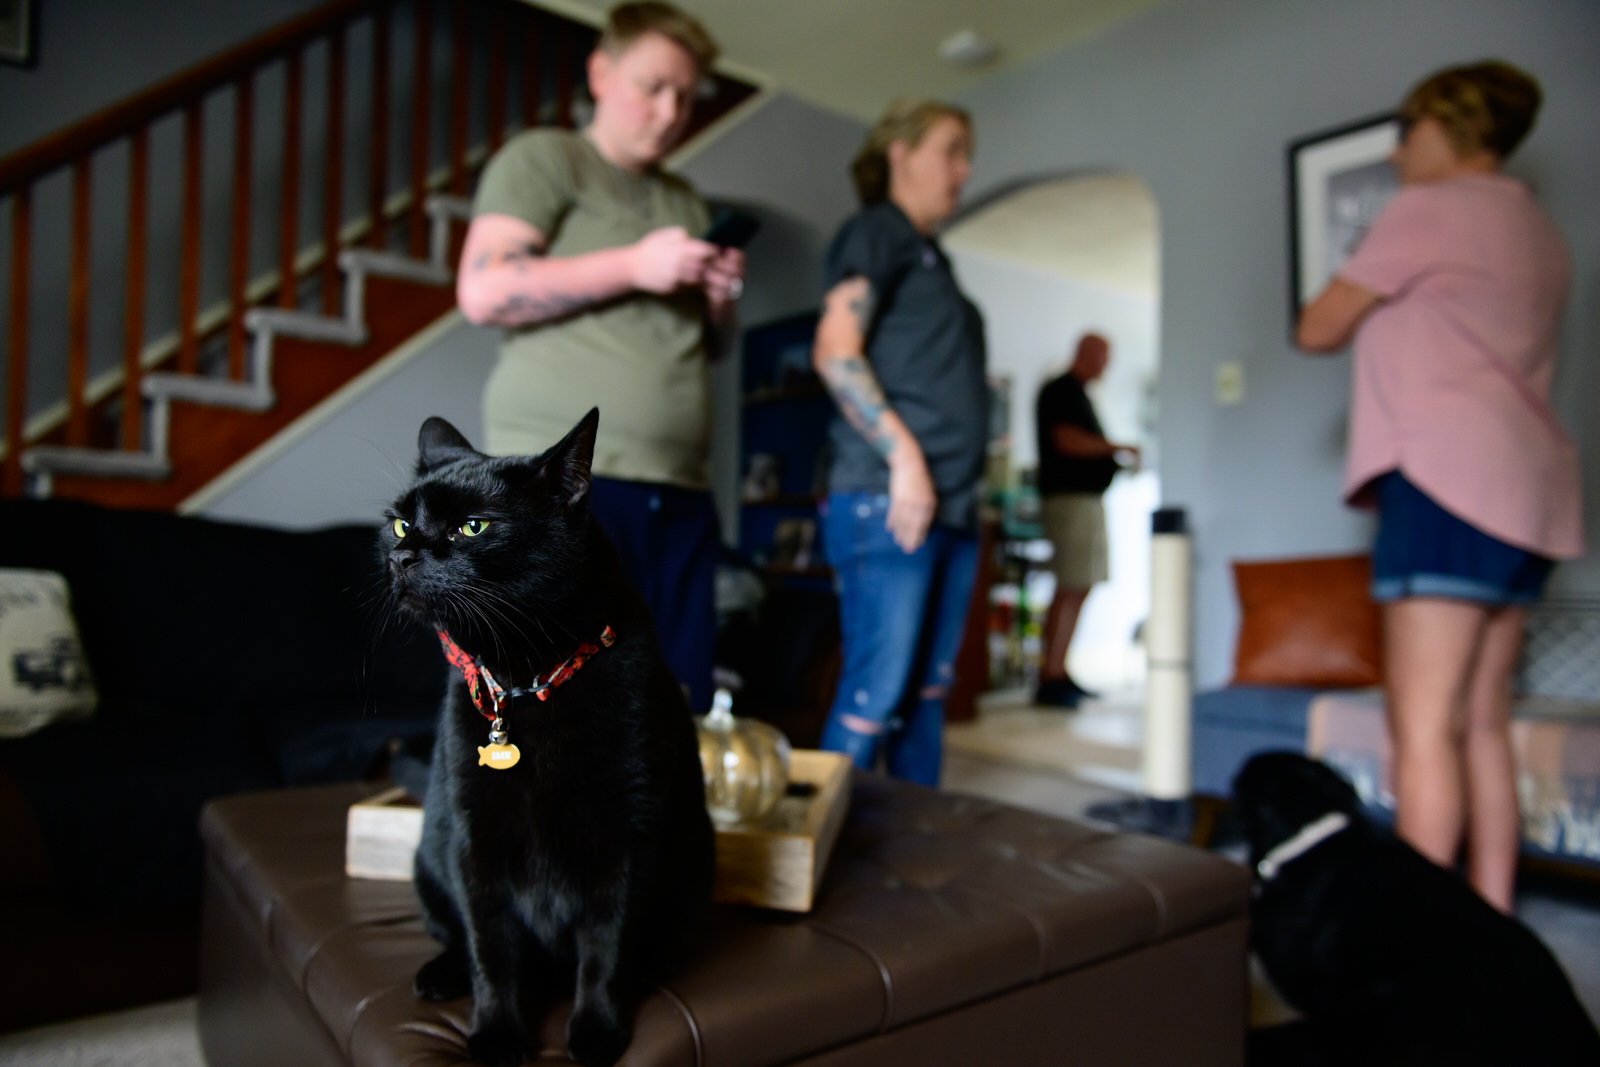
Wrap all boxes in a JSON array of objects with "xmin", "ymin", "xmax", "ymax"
[{"xmin": 589, "ymin": 477, "xmax": 720, "ymax": 713}]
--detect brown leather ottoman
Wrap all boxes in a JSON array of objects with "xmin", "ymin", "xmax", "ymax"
[{"xmin": 198, "ymin": 774, "xmax": 1249, "ymax": 1066}]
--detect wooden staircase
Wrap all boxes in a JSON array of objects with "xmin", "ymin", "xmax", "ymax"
[
  {"xmin": 41, "ymin": 204, "xmax": 466, "ymax": 510},
  {"xmin": 1, "ymin": 0, "xmax": 756, "ymax": 511}
]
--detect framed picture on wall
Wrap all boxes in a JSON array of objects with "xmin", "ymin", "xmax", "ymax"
[
  {"xmin": 0, "ymin": 0, "xmax": 34, "ymax": 66},
  {"xmin": 1287, "ymin": 113, "xmax": 1401, "ymax": 328}
]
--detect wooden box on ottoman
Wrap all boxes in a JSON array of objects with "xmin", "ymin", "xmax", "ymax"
[{"xmin": 198, "ymin": 775, "xmax": 1250, "ymax": 1066}]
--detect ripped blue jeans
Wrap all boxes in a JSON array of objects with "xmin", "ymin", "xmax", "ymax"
[{"xmin": 819, "ymin": 492, "xmax": 979, "ymax": 786}]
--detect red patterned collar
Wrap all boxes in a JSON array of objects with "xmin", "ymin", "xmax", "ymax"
[{"xmin": 436, "ymin": 625, "xmax": 616, "ymax": 721}]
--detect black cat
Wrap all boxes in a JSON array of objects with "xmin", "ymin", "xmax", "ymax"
[{"xmin": 384, "ymin": 409, "xmax": 714, "ymax": 1067}]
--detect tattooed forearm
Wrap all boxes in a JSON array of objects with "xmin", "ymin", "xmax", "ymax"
[
  {"xmin": 487, "ymin": 291, "xmax": 588, "ymax": 323},
  {"xmin": 818, "ymin": 355, "xmax": 896, "ymax": 458},
  {"xmin": 847, "ymin": 285, "xmax": 875, "ymax": 336},
  {"xmin": 469, "ymin": 244, "xmax": 539, "ymax": 274}
]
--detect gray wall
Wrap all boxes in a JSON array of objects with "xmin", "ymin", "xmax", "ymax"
[
  {"xmin": 954, "ymin": 0, "xmax": 1600, "ymax": 687},
  {"xmin": 193, "ymin": 319, "xmax": 498, "ymax": 527},
  {"xmin": 676, "ymin": 92, "xmax": 867, "ymax": 542},
  {"xmin": 195, "ymin": 91, "xmax": 866, "ymax": 532}
]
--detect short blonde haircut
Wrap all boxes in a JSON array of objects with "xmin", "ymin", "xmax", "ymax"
[
  {"xmin": 850, "ymin": 99, "xmax": 973, "ymax": 206},
  {"xmin": 599, "ymin": 2, "xmax": 718, "ymax": 73},
  {"xmin": 1400, "ymin": 60, "xmax": 1543, "ymax": 160}
]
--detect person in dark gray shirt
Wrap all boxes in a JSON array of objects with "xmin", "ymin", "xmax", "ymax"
[{"xmin": 810, "ymin": 99, "xmax": 986, "ymax": 786}]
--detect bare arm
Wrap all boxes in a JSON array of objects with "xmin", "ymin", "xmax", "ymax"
[
  {"xmin": 1296, "ymin": 277, "xmax": 1381, "ymax": 353},
  {"xmin": 1051, "ymin": 424, "xmax": 1139, "ymax": 464},
  {"xmin": 812, "ymin": 276, "xmax": 935, "ymax": 552},
  {"xmin": 455, "ymin": 213, "xmax": 717, "ymax": 328}
]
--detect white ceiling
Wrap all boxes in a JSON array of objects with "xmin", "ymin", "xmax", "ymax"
[
  {"xmin": 944, "ymin": 173, "xmax": 1159, "ymax": 296},
  {"xmin": 535, "ymin": 0, "xmax": 1163, "ymax": 120}
]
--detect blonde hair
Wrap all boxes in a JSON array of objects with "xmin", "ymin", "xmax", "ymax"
[
  {"xmin": 850, "ymin": 99, "xmax": 973, "ymax": 205},
  {"xmin": 599, "ymin": 2, "xmax": 718, "ymax": 72},
  {"xmin": 1400, "ymin": 60, "xmax": 1542, "ymax": 160}
]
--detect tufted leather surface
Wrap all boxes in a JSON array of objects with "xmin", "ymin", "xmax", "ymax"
[{"xmin": 199, "ymin": 774, "xmax": 1248, "ymax": 1066}]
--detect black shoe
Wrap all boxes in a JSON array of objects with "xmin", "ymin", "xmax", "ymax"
[
  {"xmin": 1066, "ymin": 677, "xmax": 1100, "ymax": 702},
  {"xmin": 1033, "ymin": 678, "xmax": 1080, "ymax": 709}
]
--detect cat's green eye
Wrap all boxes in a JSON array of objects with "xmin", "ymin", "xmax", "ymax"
[
  {"xmin": 392, "ymin": 518, "xmax": 410, "ymax": 538},
  {"xmin": 459, "ymin": 518, "xmax": 491, "ymax": 538}
]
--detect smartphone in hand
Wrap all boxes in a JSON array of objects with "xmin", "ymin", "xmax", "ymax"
[{"xmin": 703, "ymin": 209, "xmax": 761, "ymax": 249}]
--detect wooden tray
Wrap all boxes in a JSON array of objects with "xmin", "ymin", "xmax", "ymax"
[
  {"xmin": 344, "ymin": 786, "xmax": 423, "ymax": 881},
  {"xmin": 709, "ymin": 749, "xmax": 852, "ymax": 912},
  {"xmin": 345, "ymin": 749, "xmax": 853, "ymax": 913}
]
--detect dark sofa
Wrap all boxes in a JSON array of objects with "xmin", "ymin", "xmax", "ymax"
[{"xmin": 0, "ymin": 498, "xmax": 443, "ymax": 1033}]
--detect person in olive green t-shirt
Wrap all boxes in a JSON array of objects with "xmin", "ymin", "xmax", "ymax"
[{"xmin": 455, "ymin": 2, "xmax": 743, "ymax": 712}]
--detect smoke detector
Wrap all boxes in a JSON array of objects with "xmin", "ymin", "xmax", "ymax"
[{"xmin": 939, "ymin": 29, "xmax": 999, "ymax": 67}]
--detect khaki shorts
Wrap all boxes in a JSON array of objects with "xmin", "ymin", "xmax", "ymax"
[{"xmin": 1042, "ymin": 493, "xmax": 1108, "ymax": 589}]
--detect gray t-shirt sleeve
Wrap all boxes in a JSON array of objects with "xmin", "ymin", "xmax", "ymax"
[
  {"xmin": 471, "ymin": 130, "xmax": 575, "ymax": 239},
  {"xmin": 823, "ymin": 210, "xmax": 911, "ymax": 316}
]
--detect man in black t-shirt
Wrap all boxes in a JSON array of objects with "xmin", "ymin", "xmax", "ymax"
[{"xmin": 1033, "ymin": 333, "xmax": 1140, "ymax": 708}]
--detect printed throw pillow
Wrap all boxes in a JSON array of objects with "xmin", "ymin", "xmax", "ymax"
[
  {"xmin": 1230, "ymin": 554, "xmax": 1382, "ymax": 689},
  {"xmin": 0, "ymin": 568, "xmax": 98, "ymax": 738}
]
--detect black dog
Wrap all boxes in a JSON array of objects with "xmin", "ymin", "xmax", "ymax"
[{"xmin": 1233, "ymin": 751, "xmax": 1600, "ymax": 1067}]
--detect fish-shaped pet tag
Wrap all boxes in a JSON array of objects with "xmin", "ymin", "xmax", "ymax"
[{"xmin": 477, "ymin": 718, "xmax": 520, "ymax": 770}]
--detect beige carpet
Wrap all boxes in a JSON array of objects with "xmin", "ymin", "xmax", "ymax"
[{"xmin": 0, "ymin": 996, "xmax": 202, "ymax": 1067}]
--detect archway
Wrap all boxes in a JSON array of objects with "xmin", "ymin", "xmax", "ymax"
[{"xmin": 943, "ymin": 170, "xmax": 1161, "ymax": 708}]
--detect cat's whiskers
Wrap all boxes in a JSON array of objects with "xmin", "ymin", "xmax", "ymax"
[
  {"xmin": 359, "ymin": 576, "xmax": 405, "ymax": 712},
  {"xmin": 443, "ymin": 587, "xmax": 522, "ymax": 675},
  {"xmin": 465, "ymin": 580, "xmax": 549, "ymax": 646},
  {"xmin": 454, "ymin": 585, "xmax": 515, "ymax": 659}
]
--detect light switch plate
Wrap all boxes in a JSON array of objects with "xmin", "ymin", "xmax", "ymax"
[{"xmin": 1214, "ymin": 361, "xmax": 1245, "ymax": 406}]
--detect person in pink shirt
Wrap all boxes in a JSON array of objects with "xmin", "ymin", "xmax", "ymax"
[{"xmin": 1296, "ymin": 60, "xmax": 1582, "ymax": 913}]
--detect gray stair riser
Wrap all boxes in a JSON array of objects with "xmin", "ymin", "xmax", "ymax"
[
  {"xmin": 244, "ymin": 309, "xmax": 367, "ymax": 345},
  {"xmin": 143, "ymin": 374, "xmax": 275, "ymax": 411},
  {"xmin": 342, "ymin": 249, "xmax": 452, "ymax": 286},
  {"xmin": 22, "ymin": 446, "xmax": 172, "ymax": 480}
]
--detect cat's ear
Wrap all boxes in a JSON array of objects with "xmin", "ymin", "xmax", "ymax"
[
  {"xmin": 540, "ymin": 407, "xmax": 598, "ymax": 508},
  {"xmin": 416, "ymin": 417, "xmax": 479, "ymax": 474}
]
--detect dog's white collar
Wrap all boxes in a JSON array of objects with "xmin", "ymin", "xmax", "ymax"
[{"xmin": 1256, "ymin": 812, "xmax": 1350, "ymax": 881}]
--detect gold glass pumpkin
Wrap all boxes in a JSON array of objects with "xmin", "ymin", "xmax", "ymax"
[{"xmin": 696, "ymin": 689, "xmax": 791, "ymax": 827}]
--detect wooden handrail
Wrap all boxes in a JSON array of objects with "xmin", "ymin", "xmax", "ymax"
[{"xmin": 0, "ymin": 0, "xmax": 379, "ymax": 198}]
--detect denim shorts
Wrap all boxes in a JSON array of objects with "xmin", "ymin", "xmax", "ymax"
[{"xmin": 1370, "ymin": 471, "xmax": 1553, "ymax": 606}]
